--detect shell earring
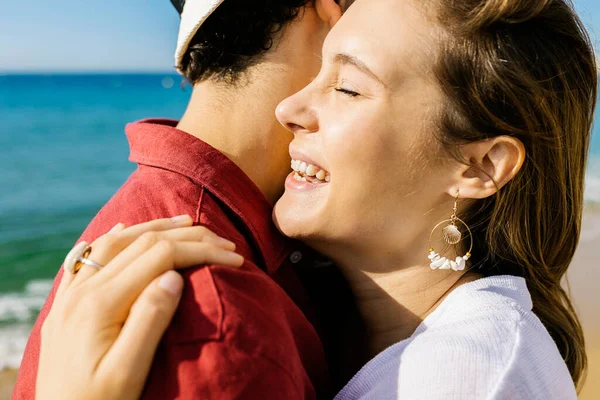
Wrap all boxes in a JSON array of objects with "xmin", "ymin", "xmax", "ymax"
[{"xmin": 428, "ymin": 190, "xmax": 473, "ymax": 271}]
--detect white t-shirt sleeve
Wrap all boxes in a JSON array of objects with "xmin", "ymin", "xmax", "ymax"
[{"xmin": 394, "ymin": 323, "xmax": 518, "ymax": 400}]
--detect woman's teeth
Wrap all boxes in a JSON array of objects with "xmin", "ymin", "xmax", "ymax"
[{"xmin": 291, "ymin": 159, "xmax": 330, "ymax": 183}]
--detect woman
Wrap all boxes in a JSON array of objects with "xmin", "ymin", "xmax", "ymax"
[{"xmin": 36, "ymin": 0, "xmax": 596, "ymax": 398}]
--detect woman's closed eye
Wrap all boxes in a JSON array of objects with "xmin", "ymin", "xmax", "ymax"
[
  {"xmin": 335, "ymin": 87, "xmax": 361, "ymax": 97},
  {"xmin": 334, "ymin": 79, "xmax": 362, "ymax": 98}
]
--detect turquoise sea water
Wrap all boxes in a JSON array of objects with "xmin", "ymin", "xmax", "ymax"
[
  {"xmin": 0, "ymin": 74, "xmax": 599, "ymax": 369},
  {"xmin": 0, "ymin": 74, "xmax": 190, "ymax": 368}
]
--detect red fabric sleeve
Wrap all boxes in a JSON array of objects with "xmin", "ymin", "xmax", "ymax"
[
  {"xmin": 132, "ymin": 262, "xmax": 316, "ymax": 400},
  {"xmin": 141, "ymin": 340, "xmax": 304, "ymax": 400}
]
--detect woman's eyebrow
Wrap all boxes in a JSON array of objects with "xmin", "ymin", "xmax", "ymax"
[{"xmin": 332, "ymin": 53, "xmax": 386, "ymax": 87}]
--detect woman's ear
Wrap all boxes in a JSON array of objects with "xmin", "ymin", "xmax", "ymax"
[
  {"xmin": 315, "ymin": 0, "xmax": 343, "ymax": 27},
  {"xmin": 448, "ymin": 136, "xmax": 526, "ymax": 199}
]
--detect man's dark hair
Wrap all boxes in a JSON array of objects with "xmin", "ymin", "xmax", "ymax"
[{"xmin": 179, "ymin": 0, "xmax": 313, "ymax": 84}]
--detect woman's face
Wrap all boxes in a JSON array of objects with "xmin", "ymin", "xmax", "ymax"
[{"xmin": 274, "ymin": 0, "xmax": 454, "ymax": 261}]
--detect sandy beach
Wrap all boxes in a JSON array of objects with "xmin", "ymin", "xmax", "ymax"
[
  {"xmin": 0, "ymin": 369, "xmax": 17, "ymax": 400},
  {"xmin": 567, "ymin": 210, "xmax": 600, "ymax": 399},
  {"xmin": 1, "ymin": 212, "xmax": 599, "ymax": 399}
]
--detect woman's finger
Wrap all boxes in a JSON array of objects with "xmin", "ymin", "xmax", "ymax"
[
  {"xmin": 116, "ymin": 225, "xmax": 235, "ymax": 254},
  {"xmin": 102, "ymin": 241, "xmax": 243, "ymax": 311},
  {"xmin": 72, "ymin": 216, "xmax": 195, "ymax": 286},
  {"xmin": 88, "ymin": 215, "xmax": 195, "ymax": 267},
  {"xmin": 73, "ymin": 223, "xmax": 127, "ymax": 283},
  {"xmin": 94, "ymin": 215, "xmax": 194, "ymax": 247},
  {"xmin": 108, "ymin": 222, "xmax": 127, "ymax": 234},
  {"xmin": 89, "ymin": 226, "xmax": 236, "ymax": 286},
  {"xmin": 97, "ymin": 271, "xmax": 184, "ymax": 396},
  {"xmin": 54, "ymin": 269, "xmax": 74, "ymax": 303}
]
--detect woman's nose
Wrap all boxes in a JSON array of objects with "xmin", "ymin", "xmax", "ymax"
[{"xmin": 276, "ymin": 92, "xmax": 319, "ymax": 134}]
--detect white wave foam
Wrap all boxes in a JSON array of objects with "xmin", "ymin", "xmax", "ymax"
[
  {"xmin": 0, "ymin": 324, "xmax": 33, "ymax": 370},
  {"xmin": 0, "ymin": 280, "xmax": 52, "ymax": 323},
  {"xmin": 0, "ymin": 279, "xmax": 52, "ymax": 369}
]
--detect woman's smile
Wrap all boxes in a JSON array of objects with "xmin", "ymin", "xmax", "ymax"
[
  {"xmin": 290, "ymin": 160, "xmax": 330, "ymax": 183},
  {"xmin": 286, "ymin": 147, "xmax": 332, "ymax": 190}
]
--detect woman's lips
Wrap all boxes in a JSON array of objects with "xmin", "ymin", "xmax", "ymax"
[
  {"xmin": 290, "ymin": 159, "xmax": 330, "ymax": 183},
  {"xmin": 285, "ymin": 171, "xmax": 330, "ymax": 191}
]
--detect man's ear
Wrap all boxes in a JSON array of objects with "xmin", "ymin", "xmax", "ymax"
[
  {"xmin": 315, "ymin": 0, "xmax": 343, "ymax": 27},
  {"xmin": 447, "ymin": 136, "xmax": 526, "ymax": 199}
]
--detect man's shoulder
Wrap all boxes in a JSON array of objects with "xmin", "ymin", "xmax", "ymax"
[
  {"xmin": 164, "ymin": 261, "xmax": 305, "ymax": 345},
  {"xmin": 80, "ymin": 167, "xmax": 205, "ymax": 243},
  {"xmin": 159, "ymin": 261, "xmax": 322, "ymax": 394},
  {"xmin": 145, "ymin": 264, "xmax": 319, "ymax": 400}
]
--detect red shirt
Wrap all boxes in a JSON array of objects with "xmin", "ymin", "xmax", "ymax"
[{"xmin": 13, "ymin": 119, "xmax": 329, "ymax": 399}]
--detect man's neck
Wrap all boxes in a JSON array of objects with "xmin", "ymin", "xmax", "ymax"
[{"xmin": 177, "ymin": 66, "xmax": 295, "ymax": 204}]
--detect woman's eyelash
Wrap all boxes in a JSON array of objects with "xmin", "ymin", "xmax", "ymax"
[{"xmin": 335, "ymin": 87, "xmax": 360, "ymax": 97}]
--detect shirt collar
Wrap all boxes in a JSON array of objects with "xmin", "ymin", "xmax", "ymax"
[
  {"xmin": 447, "ymin": 275, "xmax": 533, "ymax": 311},
  {"xmin": 125, "ymin": 118, "xmax": 292, "ymax": 275}
]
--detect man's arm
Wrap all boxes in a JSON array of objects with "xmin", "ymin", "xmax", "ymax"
[
  {"xmin": 137, "ymin": 263, "xmax": 317, "ymax": 400},
  {"xmin": 143, "ymin": 340, "xmax": 306, "ymax": 399}
]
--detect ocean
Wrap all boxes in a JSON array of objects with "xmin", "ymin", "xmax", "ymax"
[
  {"xmin": 0, "ymin": 74, "xmax": 190, "ymax": 369},
  {"xmin": 0, "ymin": 74, "xmax": 599, "ymax": 370}
]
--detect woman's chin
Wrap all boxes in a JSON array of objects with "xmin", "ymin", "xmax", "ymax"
[{"xmin": 272, "ymin": 192, "xmax": 322, "ymax": 240}]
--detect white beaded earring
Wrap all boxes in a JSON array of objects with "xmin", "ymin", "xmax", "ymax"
[{"xmin": 428, "ymin": 190, "xmax": 473, "ymax": 271}]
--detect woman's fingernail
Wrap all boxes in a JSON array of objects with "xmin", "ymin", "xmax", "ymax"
[
  {"xmin": 109, "ymin": 223, "xmax": 125, "ymax": 233},
  {"xmin": 205, "ymin": 236, "xmax": 236, "ymax": 250},
  {"xmin": 222, "ymin": 251, "xmax": 244, "ymax": 266},
  {"xmin": 158, "ymin": 271, "xmax": 184, "ymax": 296},
  {"xmin": 171, "ymin": 215, "xmax": 192, "ymax": 225}
]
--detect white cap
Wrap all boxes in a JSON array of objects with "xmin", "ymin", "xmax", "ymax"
[{"xmin": 174, "ymin": 0, "xmax": 226, "ymax": 74}]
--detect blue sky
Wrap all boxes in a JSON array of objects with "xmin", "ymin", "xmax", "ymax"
[
  {"xmin": 0, "ymin": 0, "xmax": 180, "ymax": 72},
  {"xmin": 1, "ymin": 0, "xmax": 599, "ymax": 72}
]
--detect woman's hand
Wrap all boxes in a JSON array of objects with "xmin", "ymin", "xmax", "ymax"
[{"xmin": 36, "ymin": 215, "xmax": 244, "ymax": 400}]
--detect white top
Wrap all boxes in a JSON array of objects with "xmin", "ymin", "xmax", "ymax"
[{"xmin": 334, "ymin": 275, "xmax": 577, "ymax": 400}]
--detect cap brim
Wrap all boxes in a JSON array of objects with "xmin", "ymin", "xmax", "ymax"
[{"xmin": 175, "ymin": 0, "xmax": 226, "ymax": 74}]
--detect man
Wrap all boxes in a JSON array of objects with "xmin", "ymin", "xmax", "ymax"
[{"xmin": 13, "ymin": 0, "xmax": 355, "ymax": 398}]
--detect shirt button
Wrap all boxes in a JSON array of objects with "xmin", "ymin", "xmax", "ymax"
[{"xmin": 289, "ymin": 251, "xmax": 303, "ymax": 264}]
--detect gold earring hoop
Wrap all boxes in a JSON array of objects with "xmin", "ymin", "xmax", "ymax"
[{"xmin": 428, "ymin": 190, "xmax": 473, "ymax": 271}]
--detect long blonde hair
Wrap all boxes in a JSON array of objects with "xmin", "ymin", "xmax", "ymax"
[{"xmin": 434, "ymin": 0, "xmax": 597, "ymax": 389}]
